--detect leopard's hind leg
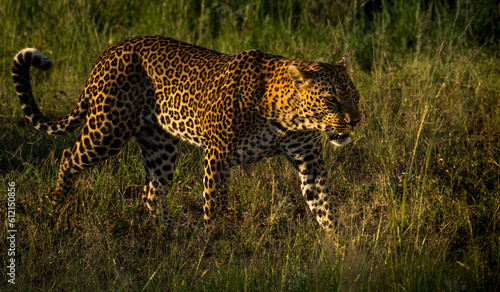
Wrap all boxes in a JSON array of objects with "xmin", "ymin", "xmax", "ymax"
[
  {"xmin": 53, "ymin": 121, "xmax": 134, "ymax": 196},
  {"xmin": 135, "ymin": 124, "xmax": 194, "ymax": 235}
]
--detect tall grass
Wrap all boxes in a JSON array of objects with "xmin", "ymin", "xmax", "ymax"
[{"xmin": 1, "ymin": 0, "xmax": 499, "ymax": 290}]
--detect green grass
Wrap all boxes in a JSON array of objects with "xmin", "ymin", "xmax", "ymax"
[{"xmin": 1, "ymin": 0, "xmax": 499, "ymax": 290}]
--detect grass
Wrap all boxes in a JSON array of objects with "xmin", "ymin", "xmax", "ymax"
[{"xmin": 1, "ymin": 0, "xmax": 499, "ymax": 290}]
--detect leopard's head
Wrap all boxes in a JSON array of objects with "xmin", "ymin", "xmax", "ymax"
[{"xmin": 289, "ymin": 58, "xmax": 361, "ymax": 146}]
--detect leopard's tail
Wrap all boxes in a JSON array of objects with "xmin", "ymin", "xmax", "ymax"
[{"xmin": 12, "ymin": 48, "xmax": 88, "ymax": 135}]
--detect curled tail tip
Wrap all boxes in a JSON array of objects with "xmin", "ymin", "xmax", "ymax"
[{"xmin": 14, "ymin": 48, "xmax": 52, "ymax": 70}]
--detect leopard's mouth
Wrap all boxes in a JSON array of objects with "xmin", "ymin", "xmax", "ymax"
[{"xmin": 328, "ymin": 132, "xmax": 352, "ymax": 147}]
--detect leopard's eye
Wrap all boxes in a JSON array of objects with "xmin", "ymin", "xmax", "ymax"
[{"xmin": 325, "ymin": 95, "xmax": 340, "ymax": 105}]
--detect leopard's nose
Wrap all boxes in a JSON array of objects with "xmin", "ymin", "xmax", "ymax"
[
  {"xmin": 347, "ymin": 119, "xmax": 360, "ymax": 127},
  {"xmin": 344, "ymin": 108, "xmax": 361, "ymax": 131},
  {"xmin": 346, "ymin": 117, "xmax": 361, "ymax": 130}
]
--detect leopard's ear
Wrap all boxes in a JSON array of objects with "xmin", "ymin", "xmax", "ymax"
[
  {"xmin": 336, "ymin": 57, "xmax": 349, "ymax": 68},
  {"xmin": 288, "ymin": 65, "xmax": 308, "ymax": 88}
]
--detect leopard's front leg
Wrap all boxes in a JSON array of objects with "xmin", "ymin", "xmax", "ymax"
[
  {"xmin": 284, "ymin": 136, "xmax": 339, "ymax": 232},
  {"xmin": 297, "ymin": 161, "xmax": 338, "ymax": 231},
  {"xmin": 202, "ymin": 147, "xmax": 230, "ymax": 235}
]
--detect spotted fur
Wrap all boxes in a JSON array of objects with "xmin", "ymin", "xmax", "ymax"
[{"xmin": 12, "ymin": 35, "xmax": 361, "ymax": 234}]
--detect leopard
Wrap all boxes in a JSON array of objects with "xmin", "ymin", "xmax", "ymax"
[{"xmin": 12, "ymin": 35, "xmax": 361, "ymax": 235}]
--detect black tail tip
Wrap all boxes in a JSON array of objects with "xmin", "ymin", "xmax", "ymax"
[
  {"xmin": 32, "ymin": 54, "xmax": 52, "ymax": 70},
  {"xmin": 15, "ymin": 48, "xmax": 52, "ymax": 70}
]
